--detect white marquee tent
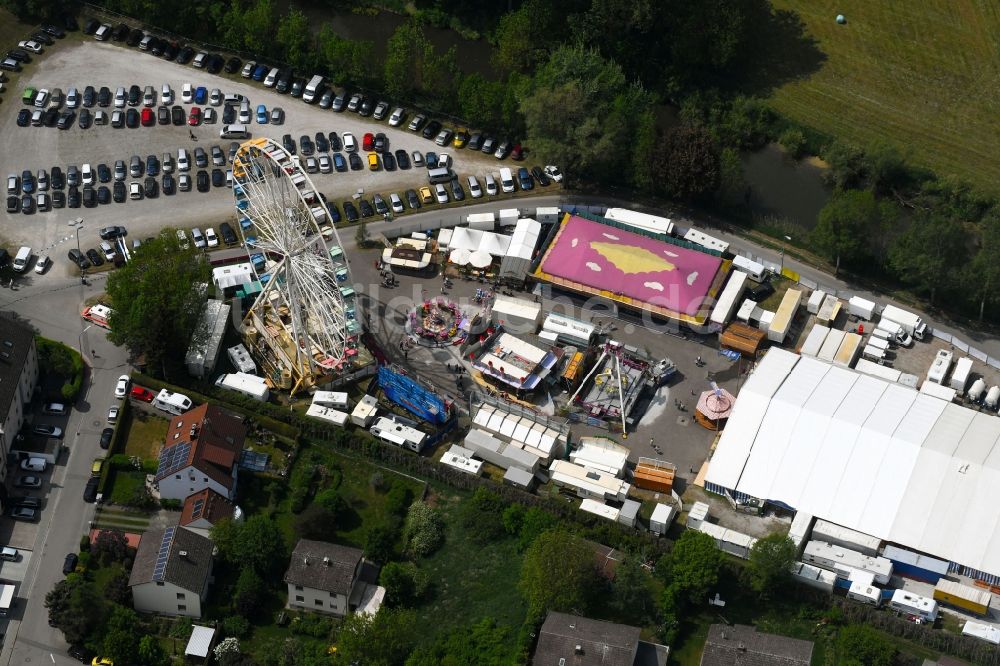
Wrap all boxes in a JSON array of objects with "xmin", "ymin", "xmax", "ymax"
[{"xmin": 706, "ymin": 347, "xmax": 1000, "ymax": 580}]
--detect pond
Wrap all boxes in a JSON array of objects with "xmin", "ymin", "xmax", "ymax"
[{"xmin": 741, "ymin": 143, "xmax": 831, "ymax": 231}]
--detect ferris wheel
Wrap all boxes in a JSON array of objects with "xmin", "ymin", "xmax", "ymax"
[{"xmin": 232, "ymin": 137, "xmax": 357, "ymax": 393}]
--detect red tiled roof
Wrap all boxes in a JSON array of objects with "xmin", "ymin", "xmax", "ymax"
[
  {"xmin": 157, "ymin": 404, "xmax": 246, "ymax": 490},
  {"xmin": 179, "ymin": 488, "xmax": 235, "ymax": 527}
]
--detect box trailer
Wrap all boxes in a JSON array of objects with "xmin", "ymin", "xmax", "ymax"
[
  {"xmin": 833, "ymin": 332, "xmax": 863, "ymax": 368},
  {"xmin": 465, "ymin": 212, "xmax": 496, "ymax": 231},
  {"xmin": 855, "ymin": 358, "xmax": 902, "ymax": 382},
  {"xmin": 861, "ymin": 344, "xmax": 886, "ymax": 364},
  {"xmin": 767, "ymin": 289, "xmax": 802, "ymax": 343},
  {"xmin": 799, "ymin": 324, "xmax": 829, "ymax": 358},
  {"xmin": 227, "ymin": 344, "xmax": 257, "ymax": 374},
  {"xmin": 817, "ymin": 295, "xmax": 842, "ymax": 325},
  {"xmin": 152, "ymin": 389, "xmax": 192, "ymax": 415},
  {"xmin": 683, "ymin": 228, "xmax": 728, "ymax": 254},
  {"xmin": 0, "ymin": 583, "xmax": 15, "ymax": 617},
  {"xmin": 604, "ymin": 208, "xmax": 675, "ymax": 236},
  {"xmin": 848, "ymin": 296, "xmax": 876, "ymax": 320},
  {"xmin": 880, "ymin": 304, "xmax": 927, "ymax": 340},
  {"xmin": 788, "ymin": 512, "xmax": 814, "ymax": 554},
  {"xmin": 889, "ymin": 589, "xmax": 938, "ymax": 622},
  {"xmin": 709, "ymin": 271, "xmax": 749, "ymax": 328},
  {"xmin": 649, "ymin": 503, "xmax": 675, "ymax": 535},
  {"xmin": 811, "ymin": 519, "xmax": 881, "ymax": 556},
  {"xmin": 214, "ymin": 373, "xmax": 270, "ymax": 402},
  {"xmin": 370, "ymin": 416, "xmax": 427, "ymax": 453},
  {"xmin": 312, "ymin": 391, "xmax": 348, "ymax": 410},
  {"xmin": 963, "ymin": 620, "xmax": 1000, "ymax": 645},
  {"xmin": 792, "ymin": 562, "xmax": 837, "ymax": 593},
  {"xmin": 305, "ymin": 404, "xmax": 349, "ymax": 427},
  {"xmin": 802, "ymin": 540, "xmax": 893, "ymax": 584},
  {"xmin": 807, "ymin": 290, "xmax": 826, "ymax": 315},
  {"xmin": 818, "ymin": 329, "xmax": 846, "ymax": 363},
  {"xmin": 926, "ymin": 349, "xmax": 953, "ymax": 385},
  {"xmin": 933, "ymin": 579, "xmax": 992, "ymax": 615},
  {"xmin": 881, "ymin": 545, "xmax": 949, "ymax": 584},
  {"xmin": 350, "ymin": 395, "xmax": 378, "ymax": 427},
  {"xmin": 731, "ymin": 255, "xmax": 766, "ymax": 281},
  {"xmin": 950, "ymin": 357, "xmax": 973, "ymax": 391},
  {"xmin": 686, "ymin": 502, "xmax": 709, "ymax": 529},
  {"xmin": 919, "ymin": 380, "xmax": 957, "ymax": 402},
  {"xmin": 847, "ymin": 580, "xmax": 882, "ymax": 607}
]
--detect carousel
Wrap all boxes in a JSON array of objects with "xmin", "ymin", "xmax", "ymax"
[
  {"xmin": 406, "ymin": 297, "xmax": 468, "ymax": 347},
  {"xmin": 694, "ymin": 385, "xmax": 736, "ymax": 430}
]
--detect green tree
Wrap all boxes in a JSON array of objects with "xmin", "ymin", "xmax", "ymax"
[
  {"xmin": 519, "ymin": 45, "xmax": 652, "ymax": 183},
  {"xmin": 212, "ymin": 515, "xmax": 286, "ymax": 576},
  {"xmin": 864, "ymin": 142, "xmax": 908, "ymax": 195},
  {"xmin": 456, "ymin": 488, "xmax": 506, "ymax": 544},
  {"xmin": 812, "ymin": 190, "xmax": 887, "ymax": 274},
  {"xmin": 657, "ymin": 530, "xmax": 723, "ymax": 607},
  {"xmin": 779, "ymin": 128, "xmax": 807, "ymax": 159},
  {"xmin": 294, "ymin": 503, "xmax": 339, "ymax": 541},
  {"xmin": 457, "ymin": 73, "xmax": 506, "ymax": 129},
  {"xmin": 970, "ymin": 212, "xmax": 1000, "ymax": 321},
  {"xmin": 406, "ymin": 617, "xmax": 514, "ymax": 665},
  {"xmin": 823, "ymin": 140, "xmax": 867, "ymax": 191},
  {"xmin": 219, "ymin": 0, "xmax": 276, "ymax": 57},
  {"xmin": 138, "ymin": 634, "xmax": 167, "ymax": 666},
  {"xmin": 747, "ymin": 533, "xmax": 796, "ymax": 596},
  {"xmin": 631, "ymin": 110, "xmax": 658, "ymax": 192},
  {"xmin": 92, "ymin": 529, "xmax": 129, "ymax": 566},
  {"xmin": 384, "ymin": 21, "xmax": 427, "ymax": 99},
  {"xmin": 364, "ymin": 521, "xmax": 401, "ymax": 564},
  {"xmin": 653, "ymin": 125, "xmax": 722, "ymax": 201},
  {"xmin": 491, "ymin": 0, "xmax": 558, "ymax": 73},
  {"xmin": 889, "ymin": 212, "xmax": 969, "ymax": 304},
  {"xmin": 519, "ymin": 529, "xmax": 598, "ymax": 615},
  {"xmin": 318, "ymin": 25, "xmax": 376, "ymax": 87},
  {"xmin": 516, "ymin": 507, "xmax": 558, "ymax": 551},
  {"xmin": 276, "ymin": 8, "xmax": 313, "ymax": 71},
  {"xmin": 611, "ymin": 553, "xmax": 655, "ymax": 624},
  {"xmin": 45, "ymin": 577, "xmax": 105, "ymax": 646},
  {"xmin": 102, "ymin": 606, "xmax": 141, "ymax": 665},
  {"xmin": 379, "ymin": 561, "xmax": 429, "ymax": 608},
  {"xmin": 836, "ymin": 625, "xmax": 895, "ymax": 666},
  {"xmin": 106, "ymin": 229, "xmax": 209, "ymax": 379},
  {"xmin": 336, "ymin": 608, "xmax": 417, "ymax": 666},
  {"xmin": 403, "ymin": 501, "xmax": 445, "ymax": 558},
  {"xmin": 234, "ymin": 567, "xmax": 265, "ymax": 618},
  {"xmin": 0, "ymin": 0, "xmax": 74, "ymax": 20}
]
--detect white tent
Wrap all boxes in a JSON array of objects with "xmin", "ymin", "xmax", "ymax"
[
  {"xmin": 212, "ymin": 262, "xmax": 254, "ymax": 290},
  {"xmin": 706, "ymin": 347, "xmax": 1000, "ymax": 580},
  {"xmin": 449, "ymin": 248, "xmax": 471, "ymax": 265},
  {"xmin": 469, "ymin": 251, "xmax": 493, "ymax": 268},
  {"xmin": 500, "ymin": 218, "xmax": 542, "ymax": 278},
  {"xmin": 448, "ymin": 226, "xmax": 511, "ymax": 256}
]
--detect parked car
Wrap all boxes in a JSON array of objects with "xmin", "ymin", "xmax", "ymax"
[
  {"xmin": 114, "ymin": 374, "xmax": 130, "ymax": 398},
  {"xmin": 482, "ymin": 136, "xmax": 496, "ymax": 154},
  {"xmin": 16, "ymin": 476, "xmax": 42, "ymax": 489},
  {"xmin": 10, "ymin": 506, "xmax": 37, "ymax": 521},
  {"xmin": 32, "ymin": 424, "xmax": 63, "ymax": 438},
  {"xmin": 83, "ymin": 477, "xmax": 99, "ymax": 503},
  {"xmin": 63, "ymin": 553, "xmax": 78, "ymax": 575},
  {"xmin": 100, "ymin": 427, "xmax": 113, "ymax": 449},
  {"xmin": 130, "ymin": 386, "xmax": 154, "ymax": 402}
]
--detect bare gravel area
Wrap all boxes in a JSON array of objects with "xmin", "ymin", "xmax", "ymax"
[{"xmin": 0, "ymin": 39, "xmax": 506, "ymax": 271}]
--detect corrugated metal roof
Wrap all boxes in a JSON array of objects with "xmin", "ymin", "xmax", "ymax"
[{"xmin": 185, "ymin": 625, "xmax": 216, "ymax": 658}]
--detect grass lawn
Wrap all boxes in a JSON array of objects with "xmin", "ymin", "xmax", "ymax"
[
  {"xmin": 123, "ymin": 410, "xmax": 169, "ymax": 461},
  {"xmin": 107, "ymin": 470, "xmax": 146, "ymax": 505},
  {"xmin": 410, "ymin": 493, "xmax": 528, "ymax": 649},
  {"xmin": 768, "ymin": 1, "xmax": 1000, "ymax": 195}
]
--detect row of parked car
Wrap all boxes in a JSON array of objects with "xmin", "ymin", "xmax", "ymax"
[{"xmin": 1, "ymin": 22, "xmax": 68, "ymax": 73}]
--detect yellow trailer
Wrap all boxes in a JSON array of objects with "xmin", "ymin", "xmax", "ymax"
[{"xmin": 933, "ymin": 579, "xmax": 992, "ymax": 616}]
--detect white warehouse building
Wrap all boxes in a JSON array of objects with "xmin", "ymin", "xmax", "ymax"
[{"xmin": 705, "ymin": 347, "xmax": 1000, "ymax": 585}]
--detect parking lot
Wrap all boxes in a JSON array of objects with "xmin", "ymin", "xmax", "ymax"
[{"xmin": 0, "ymin": 39, "xmax": 510, "ymax": 273}]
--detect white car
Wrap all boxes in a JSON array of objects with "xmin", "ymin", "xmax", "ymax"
[
  {"xmin": 342, "ymin": 132, "xmax": 357, "ymax": 152},
  {"xmin": 107, "ymin": 406, "xmax": 119, "ymax": 424},
  {"xmin": 114, "ymin": 86, "xmax": 126, "ymax": 108},
  {"xmin": 209, "ymin": 88, "xmax": 223, "ymax": 106},
  {"xmin": 18, "ymin": 40, "xmax": 43, "ymax": 54},
  {"xmin": 388, "ymin": 107, "xmax": 406, "ymax": 127},
  {"xmin": 142, "ymin": 85, "xmax": 155, "ymax": 107},
  {"xmin": 81, "ymin": 163, "xmax": 94, "ymax": 186},
  {"xmin": 34, "ymin": 255, "xmax": 51, "ymax": 274},
  {"xmin": 238, "ymin": 103, "xmax": 251, "ymax": 124},
  {"xmin": 20, "ymin": 457, "xmax": 47, "ymax": 472},
  {"xmin": 390, "ymin": 192, "xmax": 404, "ymax": 214},
  {"xmin": 467, "ymin": 176, "xmax": 483, "ymax": 198},
  {"xmin": 411, "ymin": 151, "xmax": 424, "ymax": 167},
  {"xmin": 203, "ymin": 107, "xmax": 217, "ymax": 124},
  {"xmin": 66, "ymin": 87, "xmax": 79, "ymax": 108},
  {"xmin": 543, "ymin": 165, "xmax": 563, "ymax": 182},
  {"xmin": 436, "ymin": 153, "xmax": 451, "ymax": 169},
  {"xmin": 241, "ymin": 61, "xmax": 256, "ymax": 78},
  {"xmin": 34, "ymin": 88, "xmax": 49, "ymax": 108},
  {"xmin": 129, "ymin": 182, "xmax": 143, "ymax": 200},
  {"xmin": 191, "ymin": 228, "xmax": 206, "ymax": 249},
  {"xmin": 8, "ymin": 174, "xmax": 19, "ymax": 195},
  {"xmin": 161, "ymin": 84, "xmax": 173, "ymax": 105},
  {"xmin": 318, "ymin": 154, "xmax": 332, "ymax": 173},
  {"xmin": 100, "ymin": 241, "xmax": 116, "ymax": 261},
  {"xmin": 205, "ymin": 227, "xmax": 219, "ymax": 247},
  {"xmin": 114, "ymin": 374, "xmax": 130, "ymax": 398},
  {"xmin": 181, "ymin": 83, "xmax": 193, "ymax": 104},
  {"xmin": 435, "ymin": 183, "xmax": 448, "ymax": 204},
  {"xmin": 484, "ymin": 173, "xmax": 497, "ymax": 196}
]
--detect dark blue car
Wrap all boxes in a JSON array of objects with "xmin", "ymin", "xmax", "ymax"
[
  {"xmin": 517, "ymin": 167, "xmax": 533, "ymax": 191},
  {"xmin": 252, "ymin": 64, "xmax": 268, "ymax": 81},
  {"xmin": 194, "ymin": 86, "xmax": 207, "ymax": 105},
  {"xmin": 333, "ymin": 153, "xmax": 347, "ymax": 172},
  {"xmin": 21, "ymin": 170, "xmax": 34, "ymax": 194}
]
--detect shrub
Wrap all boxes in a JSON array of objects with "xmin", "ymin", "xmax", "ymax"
[
  {"xmin": 403, "ymin": 502, "xmax": 445, "ymax": 558},
  {"xmin": 779, "ymin": 128, "xmax": 807, "ymax": 159},
  {"xmin": 288, "ymin": 613, "xmax": 334, "ymax": 638},
  {"xmin": 79, "ymin": 535, "xmax": 91, "ymax": 552},
  {"xmin": 222, "ymin": 615, "xmax": 251, "ymax": 639},
  {"xmin": 385, "ymin": 482, "xmax": 413, "ymax": 517},
  {"xmin": 159, "ymin": 498, "xmax": 182, "ymax": 511},
  {"xmin": 380, "ymin": 561, "xmax": 430, "ymax": 607}
]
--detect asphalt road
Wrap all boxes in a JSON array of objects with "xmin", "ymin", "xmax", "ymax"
[{"xmin": 0, "ymin": 38, "xmax": 512, "ymax": 266}]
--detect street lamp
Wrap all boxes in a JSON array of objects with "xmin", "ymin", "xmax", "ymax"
[{"xmin": 69, "ymin": 217, "xmax": 84, "ymax": 282}]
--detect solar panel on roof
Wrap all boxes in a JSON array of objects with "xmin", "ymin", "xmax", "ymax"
[
  {"xmin": 190, "ymin": 499, "xmax": 205, "ymax": 521},
  {"xmin": 156, "ymin": 441, "xmax": 193, "ymax": 478},
  {"xmin": 153, "ymin": 527, "xmax": 176, "ymax": 582}
]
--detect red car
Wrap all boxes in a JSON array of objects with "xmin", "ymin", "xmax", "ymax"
[
  {"xmin": 140, "ymin": 107, "xmax": 154, "ymax": 127},
  {"xmin": 188, "ymin": 106, "xmax": 201, "ymax": 126},
  {"xmin": 362, "ymin": 132, "xmax": 374, "ymax": 151},
  {"xmin": 510, "ymin": 143, "xmax": 524, "ymax": 160},
  {"xmin": 130, "ymin": 386, "xmax": 155, "ymax": 402}
]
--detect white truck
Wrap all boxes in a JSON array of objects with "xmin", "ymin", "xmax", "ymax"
[
  {"xmin": 848, "ymin": 296, "xmax": 876, "ymax": 320},
  {"xmin": 0, "ymin": 583, "xmax": 15, "ymax": 617},
  {"xmin": 302, "ymin": 75, "xmax": 325, "ymax": 103},
  {"xmin": 880, "ymin": 304, "xmax": 927, "ymax": 341},
  {"xmin": 152, "ymin": 389, "xmax": 193, "ymax": 415},
  {"xmin": 215, "ymin": 373, "xmax": 270, "ymax": 402},
  {"xmin": 875, "ymin": 317, "xmax": 912, "ymax": 347}
]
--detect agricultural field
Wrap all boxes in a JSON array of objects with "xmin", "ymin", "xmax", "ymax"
[{"xmin": 768, "ymin": 1, "xmax": 1000, "ymax": 194}]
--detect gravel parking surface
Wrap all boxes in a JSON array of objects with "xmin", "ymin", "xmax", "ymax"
[{"xmin": 0, "ymin": 40, "xmax": 506, "ymax": 270}]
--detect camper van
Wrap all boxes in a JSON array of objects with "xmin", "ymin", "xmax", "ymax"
[
  {"xmin": 499, "ymin": 167, "xmax": 515, "ymax": 193},
  {"xmin": 152, "ymin": 389, "xmax": 192, "ymax": 415},
  {"xmin": 215, "ymin": 373, "xmax": 269, "ymax": 402}
]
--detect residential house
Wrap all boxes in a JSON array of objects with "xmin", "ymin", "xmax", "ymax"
[
  {"xmin": 532, "ymin": 611, "xmax": 669, "ymax": 666},
  {"xmin": 128, "ymin": 526, "xmax": 214, "ymax": 618},
  {"xmin": 700, "ymin": 624, "xmax": 813, "ymax": 666},
  {"xmin": 284, "ymin": 539, "xmax": 364, "ymax": 617},
  {"xmin": 178, "ymin": 488, "xmax": 238, "ymax": 539},
  {"xmin": 0, "ymin": 315, "xmax": 38, "ymax": 482},
  {"xmin": 155, "ymin": 403, "xmax": 245, "ymax": 501}
]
